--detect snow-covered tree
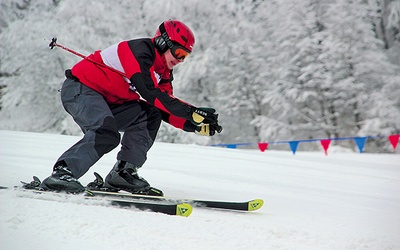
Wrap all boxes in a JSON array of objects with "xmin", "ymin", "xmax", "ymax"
[{"xmin": 1, "ymin": 0, "xmax": 399, "ymax": 152}]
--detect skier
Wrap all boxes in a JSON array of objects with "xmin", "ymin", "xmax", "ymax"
[{"xmin": 40, "ymin": 20, "xmax": 222, "ymax": 195}]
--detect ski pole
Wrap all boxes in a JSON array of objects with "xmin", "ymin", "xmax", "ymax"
[{"xmin": 48, "ymin": 37, "xmax": 127, "ymax": 77}]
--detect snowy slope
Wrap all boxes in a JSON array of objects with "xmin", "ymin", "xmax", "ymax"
[{"xmin": 0, "ymin": 130, "xmax": 399, "ymax": 250}]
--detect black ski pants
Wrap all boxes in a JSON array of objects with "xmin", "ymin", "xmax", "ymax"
[{"xmin": 56, "ymin": 78, "xmax": 162, "ymax": 178}]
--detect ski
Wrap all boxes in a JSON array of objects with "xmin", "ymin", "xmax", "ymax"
[
  {"xmin": 86, "ymin": 172, "xmax": 264, "ymax": 212},
  {"xmin": 0, "ymin": 185, "xmax": 192, "ymax": 217},
  {"xmin": 86, "ymin": 190, "xmax": 264, "ymax": 212}
]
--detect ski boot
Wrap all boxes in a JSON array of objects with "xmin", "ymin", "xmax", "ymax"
[
  {"xmin": 101, "ymin": 161, "xmax": 163, "ymax": 196},
  {"xmin": 40, "ymin": 162, "xmax": 85, "ymax": 193}
]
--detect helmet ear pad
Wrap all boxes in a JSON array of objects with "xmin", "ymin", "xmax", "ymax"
[{"xmin": 154, "ymin": 36, "xmax": 168, "ymax": 54}]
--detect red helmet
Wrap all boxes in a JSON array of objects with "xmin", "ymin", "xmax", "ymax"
[{"xmin": 154, "ymin": 20, "xmax": 195, "ymax": 59}]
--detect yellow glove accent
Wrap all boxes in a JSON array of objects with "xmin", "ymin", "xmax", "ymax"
[
  {"xmin": 195, "ymin": 124, "xmax": 210, "ymax": 136},
  {"xmin": 192, "ymin": 112, "xmax": 205, "ymax": 124}
]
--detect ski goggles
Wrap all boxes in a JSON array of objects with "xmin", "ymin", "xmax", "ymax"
[{"xmin": 170, "ymin": 43, "xmax": 191, "ymax": 61}]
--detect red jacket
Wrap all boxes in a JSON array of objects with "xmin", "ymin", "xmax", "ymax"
[{"xmin": 70, "ymin": 38, "xmax": 195, "ymax": 132}]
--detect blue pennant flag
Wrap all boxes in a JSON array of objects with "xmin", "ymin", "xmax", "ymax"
[
  {"xmin": 289, "ymin": 141, "xmax": 300, "ymax": 155},
  {"xmin": 354, "ymin": 137, "xmax": 367, "ymax": 153}
]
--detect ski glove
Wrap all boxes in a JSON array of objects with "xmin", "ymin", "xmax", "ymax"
[
  {"xmin": 190, "ymin": 107, "xmax": 219, "ymax": 125},
  {"xmin": 195, "ymin": 123, "xmax": 223, "ymax": 136}
]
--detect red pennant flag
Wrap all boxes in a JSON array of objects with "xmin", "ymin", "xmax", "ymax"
[
  {"xmin": 320, "ymin": 139, "xmax": 331, "ymax": 155},
  {"xmin": 258, "ymin": 142, "xmax": 268, "ymax": 152},
  {"xmin": 388, "ymin": 134, "xmax": 400, "ymax": 151}
]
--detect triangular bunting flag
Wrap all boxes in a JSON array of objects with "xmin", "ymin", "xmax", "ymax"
[
  {"xmin": 320, "ymin": 139, "xmax": 331, "ymax": 155},
  {"xmin": 354, "ymin": 137, "xmax": 367, "ymax": 153},
  {"xmin": 388, "ymin": 134, "xmax": 400, "ymax": 151},
  {"xmin": 258, "ymin": 142, "xmax": 268, "ymax": 152},
  {"xmin": 289, "ymin": 141, "xmax": 300, "ymax": 155}
]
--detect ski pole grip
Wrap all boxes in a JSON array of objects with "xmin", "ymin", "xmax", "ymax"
[{"xmin": 49, "ymin": 37, "xmax": 57, "ymax": 49}]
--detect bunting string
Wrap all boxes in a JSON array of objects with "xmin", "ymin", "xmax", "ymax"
[{"xmin": 210, "ymin": 134, "xmax": 400, "ymax": 155}]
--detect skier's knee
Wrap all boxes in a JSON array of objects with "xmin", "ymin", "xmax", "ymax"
[{"xmin": 94, "ymin": 116, "xmax": 120, "ymax": 155}]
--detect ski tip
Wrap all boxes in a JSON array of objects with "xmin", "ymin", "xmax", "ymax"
[
  {"xmin": 248, "ymin": 199, "xmax": 264, "ymax": 211},
  {"xmin": 176, "ymin": 203, "xmax": 193, "ymax": 217}
]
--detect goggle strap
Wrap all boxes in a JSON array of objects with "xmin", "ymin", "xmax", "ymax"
[{"xmin": 159, "ymin": 23, "xmax": 174, "ymax": 50}]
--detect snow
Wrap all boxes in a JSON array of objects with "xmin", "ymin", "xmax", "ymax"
[{"xmin": 0, "ymin": 130, "xmax": 399, "ymax": 250}]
